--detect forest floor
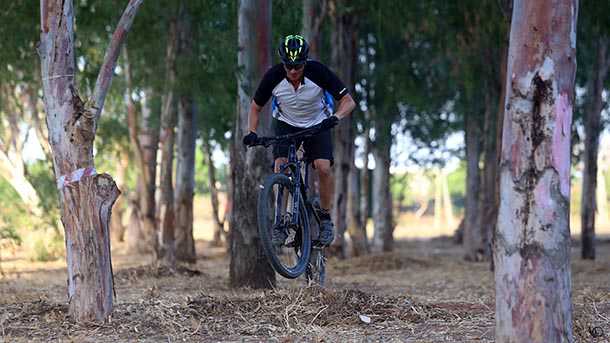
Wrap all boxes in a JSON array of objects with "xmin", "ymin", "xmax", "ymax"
[{"xmin": 1, "ymin": 235, "xmax": 609, "ymax": 342}]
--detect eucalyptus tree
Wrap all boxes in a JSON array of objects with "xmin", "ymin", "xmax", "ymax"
[
  {"xmin": 158, "ymin": 8, "xmax": 179, "ymax": 266},
  {"xmin": 173, "ymin": 3, "xmax": 198, "ymax": 263},
  {"xmin": 230, "ymin": 0, "xmax": 275, "ymax": 288},
  {"xmin": 0, "ymin": 2, "xmax": 48, "ymax": 220},
  {"xmin": 578, "ymin": 0, "xmax": 610, "ymax": 260},
  {"xmin": 194, "ymin": 0, "xmax": 237, "ymax": 248},
  {"xmin": 425, "ymin": 0, "xmax": 511, "ymax": 262},
  {"xmin": 356, "ymin": 1, "xmax": 456, "ymax": 252},
  {"xmin": 39, "ymin": 0, "xmax": 143, "ymax": 322},
  {"xmin": 495, "ymin": 0, "xmax": 577, "ymax": 340}
]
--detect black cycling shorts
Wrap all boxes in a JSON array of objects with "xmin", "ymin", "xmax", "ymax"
[{"xmin": 272, "ymin": 119, "xmax": 334, "ymax": 165}]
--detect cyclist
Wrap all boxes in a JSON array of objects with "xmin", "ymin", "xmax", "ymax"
[{"xmin": 242, "ymin": 34, "xmax": 356, "ymax": 247}]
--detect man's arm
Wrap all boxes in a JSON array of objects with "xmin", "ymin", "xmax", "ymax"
[
  {"xmin": 247, "ymin": 100, "xmax": 263, "ymax": 133},
  {"xmin": 334, "ymin": 94, "xmax": 356, "ymax": 119}
]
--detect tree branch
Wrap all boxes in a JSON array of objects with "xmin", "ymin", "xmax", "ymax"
[{"xmin": 90, "ymin": 0, "xmax": 144, "ymax": 120}]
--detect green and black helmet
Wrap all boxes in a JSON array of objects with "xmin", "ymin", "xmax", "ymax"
[{"xmin": 278, "ymin": 34, "xmax": 309, "ymax": 65}]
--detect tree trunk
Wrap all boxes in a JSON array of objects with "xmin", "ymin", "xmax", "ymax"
[
  {"xmin": 476, "ymin": 93, "xmax": 496, "ymax": 262},
  {"xmin": 230, "ymin": 0, "xmax": 275, "ymax": 289},
  {"xmin": 0, "ymin": 85, "xmax": 44, "ymax": 217},
  {"xmin": 360, "ymin": 119, "xmax": 371, "ymax": 233},
  {"xmin": 25, "ymin": 85, "xmax": 54, "ymax": 166},
  {"xmin": 371, "ymin": 122, "xmax": 393, "ymax": 252},
  {"xmin": 204, "ymin": 139, "xmax": 226, "ymax": 247},
  {"xmin": 0, "ymin": 149, "xmax": 43, "ymax": 217},
  {"xmin": 225, "ymin": 139, "xmax": 235, "ymax": 254},
  {"xmin": 442, "ymin": 168, "xmax": 455, "ymax": 229},
  {"xmin": 122, "ymin": 46, "xmax": 159, "ymax": 257},
  {"xmin": 302, "ymin": 0, "xmax": 327, "ymax": 58},
  {"xmin": 174, "ymin": 96, "xmax": 196, "ymax": 263},
  {"xmin": 158, "ymin": 17, "xmax": 178, "ymax": 269},
  {"xmin": 329, "ymin": 0, "xmax": 357, "ymax": 258},
  {"xmin": 489, "ymin": 41, "xmax": 509, "ymax": 271},
  {"xmin": 580, "ymin": 37, "xmax": 609, "ymax": 260},
  {"xmin": 463, "ymin": 112, "xmax": 483, "ymax": 261},
  {"xmin": 433, "ymin": 168, "xmax": 442, "ymax": 232},
  {"xmin": 495, "ymin": 1, "xmax": 577, "ymax": 341},
  {"xmin": 597, "ymin": 163, "xmax": 609, "ymax": 226},
  {"xmin": 110, "ymin": 153, "xmax": 128, "ymax": 242},
  {"xmin": 347, "ymin": 162, "xmax": 367, "ymax": 256},
  {"xmin": 173, "ymin": 6, "xmax": 197, "ymax": 263},
  {"xmin": 139, "ymin": 92, "xmax": 160, "ymax": 256},
  {"xmin": 38, "ymin": 0, "xmax": 142, "ymax": 322}
]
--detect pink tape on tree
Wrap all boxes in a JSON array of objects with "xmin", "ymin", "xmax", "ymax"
[{"xmin": 57, "ymin": 167, "xmax": 97, "ymax": 189}]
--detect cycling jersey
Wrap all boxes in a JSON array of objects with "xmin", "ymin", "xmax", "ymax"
[{"xmin": 253, "ymin": 60, "xmax": 348, "ymax": 128}]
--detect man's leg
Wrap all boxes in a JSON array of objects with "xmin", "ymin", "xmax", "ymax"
[
  {"xmin": 314, "ymin": 159, "xmax": 334, "ymax": 210},
  {"xmin": 314, "ymin": 159, "xmax": 334, "ymax": 245}
]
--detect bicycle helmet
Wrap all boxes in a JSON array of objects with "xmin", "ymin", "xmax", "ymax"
[{"xmin": 278, "ymin": 34, "xmax": 309, "ymax": 65}]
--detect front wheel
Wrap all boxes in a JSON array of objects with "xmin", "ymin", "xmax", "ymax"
[{"xmin": 258, "ymin": 173, "xmax": 311, "ymax": 279}]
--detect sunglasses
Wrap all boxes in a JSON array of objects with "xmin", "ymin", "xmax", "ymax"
[{"xmin": 284, "ymin": 63, "xmax": 305, "ymax": 71}]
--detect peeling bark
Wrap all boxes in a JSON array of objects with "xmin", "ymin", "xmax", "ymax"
[
  {"xmin": 38, "ymin": 0, "xmax": 142, "ymax": 322},
  {"xmin": 230, "ymin": 0, "xmax": 275, "ymax": 289},
  {"xmin": 494, "ymin": 1, "xmax": 577, "ymax": 341}
]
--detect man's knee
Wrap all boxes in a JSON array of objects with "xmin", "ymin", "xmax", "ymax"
[{"xmin": 314, "ymin": 159, "xmax": 332, "ymax": 178}]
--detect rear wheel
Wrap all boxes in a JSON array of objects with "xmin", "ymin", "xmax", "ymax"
[{"xmin": 258, "ymin": 173, "xmax": 311, "ymax": 279}]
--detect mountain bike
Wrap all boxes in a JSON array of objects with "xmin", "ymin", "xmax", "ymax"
[{"xmin": 249, "ymin": 124, "xmax": 328, "ymax": 286}]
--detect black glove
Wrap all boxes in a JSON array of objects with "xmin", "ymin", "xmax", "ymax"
[
  {"xmin": 242, "ymin": 131, "xmax": 258, "ymax": 147},
  {"xmin": 320, "ymin": 115, "xmax": 339, "ymax": 130}
]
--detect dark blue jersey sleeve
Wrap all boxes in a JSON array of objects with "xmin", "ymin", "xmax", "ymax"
[{"xmin": 253, "ymin": 64, "xmax": 285, "ymax": 107}]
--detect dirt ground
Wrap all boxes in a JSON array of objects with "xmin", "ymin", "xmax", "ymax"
[{"xmin": 1, "ymin": 237, "xmax": 609, "ymax": 342}]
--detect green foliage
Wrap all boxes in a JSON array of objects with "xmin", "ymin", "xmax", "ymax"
[
  {"xmin": 0, "ymin": 177, "xmax": 29, "ymax": 240},
  {"xmin": 27, "ymin": 161, "xmax": 60, "ymax": 229},
  {"xmin": 194, "ymin": 142, "xmax": 228, "ymax": 194},
  {"xmin": 0, "ymin": 1, "xmax": 39, "ymax": 85},
  {"xmin": 390, "ymin": 172, "xmax": 414, "ymax": 207},
  {"xmin": 446, "ymin": 164, "xmax": 466, "ymax": 211},
  {"xmin": 27, "ymin": 230, "xmax": 64, "ymax": 262},
  {"xmin": 193, "ymin": 0, "xmax": 238, "ymax": 147},
  {"xmin": 0, "ymin": 226, "xmax": 21, "ymax": 246}
]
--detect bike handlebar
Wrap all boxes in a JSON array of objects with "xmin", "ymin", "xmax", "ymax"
[{"xmin": 248, "ymin": 122, "xmax": 330, "ymax": 148}]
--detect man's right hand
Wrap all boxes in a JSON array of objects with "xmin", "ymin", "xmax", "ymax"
[{"xmin": 242, "ymin": 131, "xmax": 258, "ymax": 147}]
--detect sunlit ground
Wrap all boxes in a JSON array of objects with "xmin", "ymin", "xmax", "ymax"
[
  {"xmin": 192, "ymin": 194, "xmax": 610, "ymax": 241},
  {"xmin": 1, "ymin": 194, "xmax": 609, "ymax": 276}
]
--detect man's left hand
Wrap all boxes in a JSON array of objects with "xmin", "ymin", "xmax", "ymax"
[{"xmin": 320, "ymin": 115, "xmax": 339, "ymax": 130}]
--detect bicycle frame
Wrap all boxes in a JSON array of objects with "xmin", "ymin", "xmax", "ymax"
[{"xmin": 275, "ymin": 141, "xmax": 311, "ymax": 229}]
